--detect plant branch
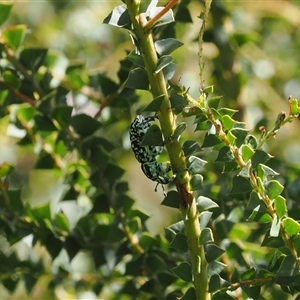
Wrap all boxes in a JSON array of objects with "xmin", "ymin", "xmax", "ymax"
[
  {"xmin": 0, "ymin": 80, "xmax": 37, "ymax": 106},
  {"xmin": 125, "ymin": 0, "xmax": 210, "ymax": 299},
  {"xmin": 144, "ymin": 0, "xmax": 179, "ymax": 31},
  {"xmin": 1, "ymin": 40, "xmax": 45, "ymax": 98},
  {"xmin": 198, "ymin": 0, "xmax": 212, "ymax": 91}
]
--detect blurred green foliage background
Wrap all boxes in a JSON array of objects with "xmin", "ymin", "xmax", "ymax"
[{"xmin": 1, "ymin": 0, "xmax": 300, "ymax": 299}]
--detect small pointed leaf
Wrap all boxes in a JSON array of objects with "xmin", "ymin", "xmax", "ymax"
[
  {"xmin": 155, "ymin": 38, "xmax": 183, "ymax": 56},
  {"xmin": 187, "ymin": 156, "xmax": 207, "ymax": 174},
  {"xmin": 197, "ymin": 196, "xmax": 218, "ymax": 212},
  {"xmin": 161, "ymin": 190, "xmax": 179, "ymax": 208},
  {"xmin": 265, "ymin": 180, "xmax": 284, "ymax": 199},
  {"xmin": 171, "ymin": 262, "xmax": 192, "ymax": 282},
  {"xmin": 282, "ymin": 217, "xmax": 300, "ymax": 237},
  {"xmin": 173, "ymin": 123, "xmax": 187, "ymax": 140},
  {"xmin": 142, "ymin": 95, "xmax": 164, "ymax": 112},
  {"xmin": 125, "ymin": 68, "xmax": 149, "ymax": 90},
  {"xmin": 155, "ymin": 55, "xmax": 173, "ymax": 74}
]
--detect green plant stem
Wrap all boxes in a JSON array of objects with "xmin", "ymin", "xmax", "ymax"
[
  {"xmin": 0, "ymin": 80, "xmax": 36, "ymax": 106},
  {"xmin": 189, "ymin": 93, "xmax": 300, "ymax": 270},
  {"xmin": 125, "ymin": 1, "xmax": 210, "ymax": 299},
  {"xmin": 184, "ymin": 202, "xmax": 210, "ymax": 300},
  {"xmin": 0, "ymin": 177, "xmax": 12, "ymax": 211},
  {"xmin": 198, "ymin": 0, "xmax": 212, "ymax": 91}
]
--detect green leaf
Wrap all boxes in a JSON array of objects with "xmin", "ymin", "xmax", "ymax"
[
  {"xmin": 0, "ymin": 3, "xmax": 13, "ymax": 26},
  {"xmin": 173, "ymin": 123, "xmax": 187, "ymax": 140},
  {"xmin": 207, "ymin": 261, "xmax": 226, "ymax": 279},
  {"xmin": 204, "ymin": 243, "xmax": 225, "ymax": 263},
  {"xmin": 148, "ymin": 6, "xmax": 175, "ymax": 28},
  {"xmin": 139, "ymin": 233, "xmax": 156, "ymax": 250},
  {"xmin": 274, "ymin": 196, "xmax": 287, "ymax": 218},
  {"xmin": 2, "ymin": 70, "xmax": 21, "ymax": 89},
  {"xmin": 70, "ymin": 114, "xmax": 101, "ymax": 138},
  {"xmin": 261, "ymin": 229, "xmax": 285, "ymax": 248},
  {"xmin": 139, "ymin": 0, "xmax": 158, "ymax": 14},
  {"xmin": 155, "ymin": 38, "xmax": 183, "ymax": 56},
  {"xmin": 202, "ymin": 133, "xmax": 222, "ymax": 148},
  {"xmin": 282, "ymin": 217, "xmax": 300, "ymax": 237},
  {"xmin": 103, "ymin": 4, "xmax": 131, "ymax": 29},
  {"xmin": 200, "ymin": 211, "xmax": 213, "ymax": 229},
  {"xmin": 156, "ymin": 271, "xmax": 177, "ymax": 287},
  {"xmin": 170, "ymin": 92, "xmax": 188, "ymax": 114},
  {"xmin": 258, "ymin": 164, "xmax": 279, "ymax": 178},
  {"xmin": 181, "ymin": 287, "xmax": 196, "ymax": 300},
  {"xmin": 215, "ymin": 146, "xmax": 234, "ymax": 162},
  {"xmin": 161, "ymin": 190, "xmax": 179, "ymax": 208},
  {"xmin": 183, "ymin": 140, "xmax": 202, "ymax": 156},
  {"xmin": 238, "ymin": 160, "xmax": 251, "ymax": 178},
  {"xmin": 170, "ymin": 233, "xmax": 189, "ymax": 252},
  {"xmin": 241, "ymin": 144, "xmax": 255, "ymax": 162},
  {"xmin": 145, "ymin": 254, "xmax": 166, "ymax": 274},
  {"xmin": 125, "ymin": 68, "xmax": 149, "ymax": 90},
  {"xmin": 270, "ymin": 215, "xmax": 280, "ymax": 237},
  {"xmin": 127, "ymin": 51, "xmax": 144, "ymax": 67},
  {"xmin": 166, "ymin": 221, "xmax": 185, "ymax": 236},
  {"xmin": 176, "ymin": 5, "xmax": 193, "ymax": 23},
  {"xmin": 218, "ymin": 108, "xmax": 238, "ymax": 117},
  {"xmin": 240, "ymin": 267, "xmax": 256, "ymax": 281},
  {"xmin": 34, "ymin": 115, "xmax": 57, "ymax": 132},
  {"xmin": 19, "ymin": 48, "xmax": 48, "ymax": 72},
  {"xmin": 98, "ymin": 74, "xmax": 118, "ymax": 96},
  {"xmin": 265, "ymin": 180, "xmax": 284, "ymax": 199},
  {"xmin": 2, "ymin": 24, "xmax": 27, "ymax": 51},
  {"xmin": 200, "ymin": 228, "xmax": 214, "ymax": 244},
  {"xmin": 162, "ymin": 62, "xmax": 176, "ymax": 81},
  {"xmin": 171, "ymin": 262, "xmax": 192, "ymax": 282},
  {"xmin": 190, "ymin": 174, "xmax": 203, "ymax": 190},
  {"xmin": 208, "ymin": 96, "xmax": 222, "ymax": 109},
  {"xmin": 32, "ymin": 203, "xmax": 51, "ymax": 223},
  {"xmin": 204, "ymin": 85, "xmax": 214, "ymax": 94},
  {"xmin": 229, "ymin": 176, "xmax": 252, "ymax": 194},
  {"xmin": 187, "ymin": 156, "xmax": 207, "ymax": 175},
  {"xmin": 155, "ymin": 55, "xmax": 173, "ymax": 74},
  {"xmin": 142, "ymin": 95, "xmax": 164, "ymax": 112},
  {"xmin": 230, "ymin": 128, "xmax": 248, "ymax": 147},
  {"xmin": 277, "ymin": 255, "xmax": 299, "ymax": 277},
  {"xmin": 52, "ymin": 105, "xmax": 73, "ymax": 128},
  {"xmin": 197, "ymin": 196, "xmax": 219, "ymax": 212},
  {"xmin": 209, "ymin": 275, "xmax": 230, "ymax": 294},
  {"xmin": 289, "ymin": 97, "xmax": 300, "ymax": 116},
  {"xmin": 141, "ymin": 124, "xmax": 163, "ymax": 146},
  {"xmin": 182, "ymin": 106, "xmax": 203, "ymax": 117},
  {"xmin": 251, "ymin": 150, "xmax": 273, "ymax": 168},
  {"xmin": 245, "ymin": 134, "xmax": 258, "ymax": 149},
  {"xmin": 220, "ymin": 114, "xmax": 235, "ymax": 131}
]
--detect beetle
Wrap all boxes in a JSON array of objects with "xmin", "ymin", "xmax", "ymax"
[
  {"xmin": 129, "ymin": 115, "xmax": 163, "ymax": 163},
  {"xmin": 141, "ymin": 161, "xmax": 173, "ymax": 196}
]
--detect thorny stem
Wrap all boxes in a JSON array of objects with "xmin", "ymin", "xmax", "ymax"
[
  {"xmin": 188, "ymin": 93, "xmax": 300, "ymax": 270},
  {"xmin": 125, "ymin": 1, "xmax": 210, "ymax": 299}
]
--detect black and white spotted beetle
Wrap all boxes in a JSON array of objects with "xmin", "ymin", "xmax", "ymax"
[
  {"xmin": 129, "ymin": 115, "xmax": 173, "ymax": 196},
  {"xmin": 129, "ymin": 115, "xmax": 164, "ymax": 163}
]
